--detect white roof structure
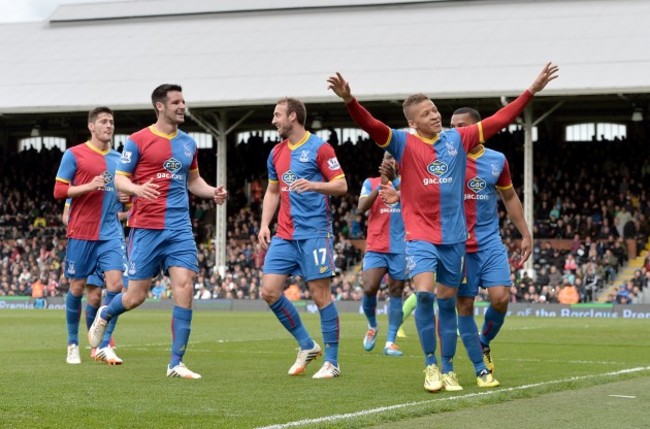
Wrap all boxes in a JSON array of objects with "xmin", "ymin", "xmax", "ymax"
[{"xmin": 0, "ymin": 0, "xmax": 649, "ymax": 114}]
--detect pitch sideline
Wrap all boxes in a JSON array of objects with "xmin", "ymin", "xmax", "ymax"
[{"xmin": 256, "ymin": 366, "xmax": 650, "ymax": 429}]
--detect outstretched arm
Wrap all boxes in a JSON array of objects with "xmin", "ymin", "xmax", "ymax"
[
  {"xmin": 481, "ymin": 62, "xmax": 559, "ymax": 140},
  {"xmin": 328, "ymin": 72, "xmax": 392, "ymax": 147}
]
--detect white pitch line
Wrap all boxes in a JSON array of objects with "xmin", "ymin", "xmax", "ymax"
[
  {"xmin": 609, "ymin": 395, "xmax": 637, "ymax": 399},
  {"xmin": 255, "ymin": 366, "xmax": 650, "ymax": 429}
]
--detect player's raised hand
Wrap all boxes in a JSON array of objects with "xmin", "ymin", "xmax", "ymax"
[
  {"xmin": 137, "ymin": 178, "xmax": 160, "ymax": 200},
  {"xmin": 258, "ymin": 225, "xmax": 272, "ymax": 250},
  {"xmin": 214, "ymin": 185, "xmax": 228, "ymax": 205},
  {"xmin": 379, "ymin": 161, "xmax": 396, "ymax": 184},
  {"xmin": 529, "ymin": 62, "xmax": 559, "ymax": 94},
  {"xmin": 327, "ymin": 72, "xmax": 353, "ymax": 103},
  {"xmin": 378, "ymin": 184, "xmax": 399, "ymax": 205}
]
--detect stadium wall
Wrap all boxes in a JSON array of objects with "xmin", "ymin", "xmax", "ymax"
[{"xmin": 2, "ymin": 297, "xmax": 650, "ymax": 319}]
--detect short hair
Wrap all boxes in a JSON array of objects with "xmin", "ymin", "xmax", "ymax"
[
  {"xmin": 452, "ymin": 107, "xmax": 481, "ymax": 123},
  {"xmin": 402, "ymin": 93, "xmax": 430, "ymax": 121},
  {"xmin": 88, "ymin": 106, "xmax": 113, "ymax": 123},
  {"xmin": 151, "ymin": 84, "xmax": 183, "ymax": 111},
  {"xmin": 277, "ymin": 97, "xmax": 307, "ymax": 127}
]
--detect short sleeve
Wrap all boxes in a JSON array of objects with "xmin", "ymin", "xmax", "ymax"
[
  {"xmin": 267, "ymin": 147, "xmax": 278, "ymax": 182},
  {"xmin": 55, "ymin": 150, "xmax": 77, "ymax": 183},
  {"xmin": 116, "ymin": 137, "xmax": 140, "ymax": 176},
  {"xmin": 316, "ymin": 143, "xmax": 344, "ymax": 181},
  {"xmin": 496, "ymin": 157, "xmax": 513, "ymax": 189}
]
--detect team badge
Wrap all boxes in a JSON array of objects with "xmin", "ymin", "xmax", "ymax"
[
  {"xmin": 467, "ymin": 176, "xmax": 486, "ymax": 193},
  {"xmin": 445, "ymin": 141, "xmax": 458, "ymax": 157},
  {"xmin": 282, "ymin": 170, "xmax": 297, "ymax": 184},
  {"xmin": 128, "ymin": 262, "xmax": 137, "ymax": 276},
  {"xmin": 299, "ymin": 150, "xmax": 309, "ymax": 162},
  {"xmin": 184, "ymin": 143, "xmax": 193, "ymax": 158},
  {"xmin": 427, "ymin": 160, "xmax": 448, "ymax": 176},
  {"xmin": 491, "ymin": 162, "xmax": 500, "ymax": 177},
  {"xmin": 163, "ymin": 158, "xmax": 182, "ymax": 174},
  {"xmin": 327, "ymin": 157, "xmax": 341, "ymax": 170},
  {"xmin": 66, "ymin": 261, "xmax": 76, "ymax": 275}
]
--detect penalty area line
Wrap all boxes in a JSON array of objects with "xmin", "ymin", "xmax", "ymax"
[{"xmin": 255, "ymin": 366, "xmax": 650, "ymax": 429}]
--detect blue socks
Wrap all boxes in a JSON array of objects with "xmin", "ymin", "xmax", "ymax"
[
  {"xmin": 458, "ymin": 314, "xmax": 488, "ymax": 375},
  {"xmin": 85, "ymin": 303, "xmax": 98, "ymax": 331},
  {"xmin": 362, "ymin": 294, "xmax": 378, "ymax": 329},
  {"xmin": 102, "ymin": 292, "xmax": 127, "ymax": 321},
  {"xmin": 480, "ymin": 304, "xmax": 507, "ymax": 347},
  {"xmin": 66, "ymin": 291, "xmax": 82, "ymax": 345},
  {"xmin": 270, "ymin": 296, "xmax": 314, "ymax": 350},
  {"xmin": 437, "ymin": 297, "xmax": 458, "ymax": 374},
  {"xmin": 170, "ymin": 306, "xmax": 192, "ymax": 368},
  {"xmin": 386, "ymin": 295, "xmax": 403, "ymax": 344},
  {"xmin": 319, "ymin": 302, "xmax": 339, "ymax": 367},
  {"xmin": 99, "ymin": 290, "xmax": 120, "ymax": 349},
  {"xmin": 414, "ymin": 291, "xmax": 437, "ymax": 366}
]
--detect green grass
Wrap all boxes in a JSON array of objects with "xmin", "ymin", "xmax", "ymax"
[{"xmin": 0, "ymin": 310, "xmax": 648, "ymax": 428}]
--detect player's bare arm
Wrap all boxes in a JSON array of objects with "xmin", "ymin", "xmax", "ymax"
[
  {"xmin": 498, "ymin": 187, "xmax": 532, "ymax": 264},
  {"xmin": 115, "ymin": 174, "xmax": 160, "ymax": 200},
  {"xmin": 289, "ymin": 177, "xmax": 347, "ymax": 197},
  {"xmin": 187, "ymin": 171, "xmax": 228, "ymax": 204},
  {"xmin": 258, "ymin": 181, "xmax": 281, "ymax": 250}
]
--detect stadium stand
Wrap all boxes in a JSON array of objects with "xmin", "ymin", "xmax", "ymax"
[{"xmin": 1, "ymin": 130, "xmax": 648, "ymax": 303}]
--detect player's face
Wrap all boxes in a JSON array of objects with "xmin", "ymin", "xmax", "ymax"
[
  {"xmin": 407, "ymin": 99, "xmax": 442, "ymax": 137},
  {"xmin": 272, "ymin": 103, "xmax": 294, "ymax": 140},
  {"xmin": 88, "ymin": 112, "xmax": 114, "ymax": 144},
  {"xmin": 450, "ymin": 112, "xmax": 476, "ymax": 128},
  {"xmin": 159, "ymin": 91, "xmax": 186, "ymax": 125}
]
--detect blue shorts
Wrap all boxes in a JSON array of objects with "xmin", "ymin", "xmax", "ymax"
[
  {"xmin": 263, "ymin": 236, "xmax": 334, "ymax": 282},
  {"xmin": 405, "ymin": 240, "xmax": 465, "ymax": 287},
  {"xmin": 127, "ymin": 228, "xmax": 197, "ymax": 280},
  {"xmin": 65, "ymin": 237, "xmax": 126, "ymax": 280},
  {"xmin": 86, "ymin": 265, "xmax": 129, "ymax": 289},
  {"xmin": 459, "ymin": 245, "xmax": 512, "ymax": 297},
  {"xmin": 362, "ymin": 251, "xmax": 407, "ymax": 281}
]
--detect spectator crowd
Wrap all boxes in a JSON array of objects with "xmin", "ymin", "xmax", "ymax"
[{"xmin": 1, "ymin": 129, "xmax": 649, "ymax": 304}]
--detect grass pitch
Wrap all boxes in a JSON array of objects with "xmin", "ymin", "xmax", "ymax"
[{"xmin": 1, "ymin": 309, "xmax": 648, "ymax": 428}]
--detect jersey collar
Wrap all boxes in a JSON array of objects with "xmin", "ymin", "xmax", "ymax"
[
  {"xmin": 288, "ymin": 132, "xmax": 310, "ymax": 151},
  {"xmin": 85, "ymin": 141, "xmax": 111, "ymax": 155},
  {"xmin": 468, "ymin": 145, "xmax": 485, "ymax": 160},
  {"xmin": 149, "ymin": 125, "xmax": 179, "ymax": 140}
]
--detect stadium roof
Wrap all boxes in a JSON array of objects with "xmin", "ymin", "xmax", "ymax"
[{"xmin": 0, "ymin": 0, "xmax": 649, "ymax": 135}]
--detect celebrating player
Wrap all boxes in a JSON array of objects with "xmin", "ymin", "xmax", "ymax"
[
  {"xmin": 451, "ymin": 107, "xmax": 532, "ymax": 382},
  {"xmin": 358, "ymin": 152, "xmax": 406, "ymax": 356},
  {"xmin": 54, "ymin": 107, "xmax": 126, "ymax": 365},
  {"xmin": 258, "ymin": 97, "xmax": 347, "ymax": 379},
  {"xmin": 328, "ymin": 62, "xmax": 558, "ymax": 391},
  {"xmin": 87, "ymin": 84, "xmax": 228, "ymax": 379}
]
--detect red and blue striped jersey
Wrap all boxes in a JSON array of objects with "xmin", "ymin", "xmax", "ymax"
[
  {"xmin": 382, "ymin": 128, "xmax": 482, "ymax": 244},
  {"xmin": 267, "ymin": 132, "xmax": 345, "ymax": 240},
  {"xmin": 464, "ymin": 146, "xmax": 512, "ymax": 253},
  {"xmin": 55, "ymin": 142, "xmax": 123, "ymax": 241},
  {"xmin": 360, "ymin": 177, "xmax": 405, "ymax": 254},
  {"xmin": 345, "ymin": 91, "xmax": 533, "ymax": 246},
  {"xmin": 116, "ymin": 126, "xmax": 198, "ymax": 231}
]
